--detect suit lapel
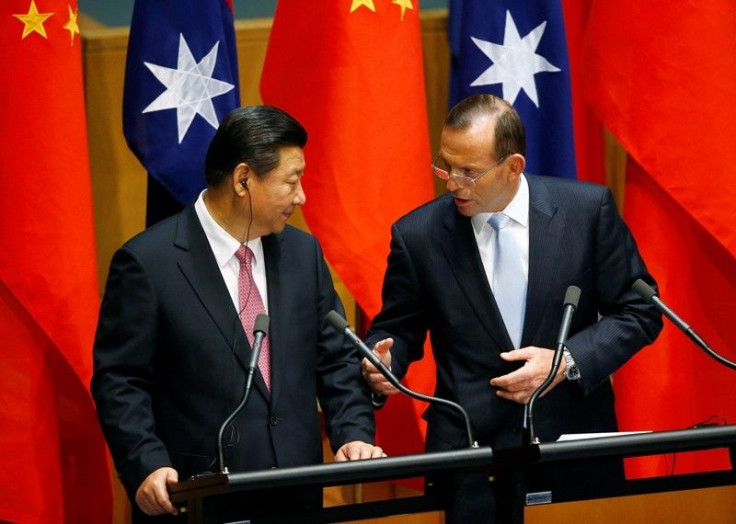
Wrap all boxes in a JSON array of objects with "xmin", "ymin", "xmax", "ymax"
[
  {"xmin": 522, "ymin": 176, "xmax": 564, "ymax": 345},
  {"xmin": 260, "ymin": 233, "xmax": 282, "ymax": 403},
  {"xmin": 439, "ymin": 200, "xmax": 511, "ymax": 349},
  {"xmin": 174, "ymin": 207, "xmax": 251, "ymax": 374}
]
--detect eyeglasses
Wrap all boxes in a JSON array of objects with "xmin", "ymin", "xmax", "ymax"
[{"xmin": 432, "ymin": 155, "xmax": 507, "ymax": 188}]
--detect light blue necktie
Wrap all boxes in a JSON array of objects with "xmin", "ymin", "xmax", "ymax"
[{"xmin": 488, "ymin": 213, "xmax": 527, "ymax": 348}]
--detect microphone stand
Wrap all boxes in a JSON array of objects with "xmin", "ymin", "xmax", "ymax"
[
  {"xmin": 217, "ymin": 314, "xmax": 270, "ymax": 474},
  {"xmin": 632, "ymin": 279, "xmax": 736, "ymax": 371},
  {"xmin": 525, "ymin": 286, "xmax": 581, "ymax": 445},
  {"xmin": 325, "ymin": 311, "xmax": 478, "ymax": 448}
]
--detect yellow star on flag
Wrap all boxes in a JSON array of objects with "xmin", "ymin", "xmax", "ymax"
[
  {"xmin": 13, "ymin": 0, "xmax": 53, "ymax": 40},
  {"xmin": 350, "ymin": 0, "xmax": 376, "ymax": 13},
  {"xmin": 392, "ymin": 0, "xmax": 414, "ymax": 20},
  {"xmin": 63, "ymin": 5, "xmax": 80, "ymax": 45}
]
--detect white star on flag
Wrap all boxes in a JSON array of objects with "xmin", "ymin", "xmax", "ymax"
[
  {"xmin": 142, "ymin": 33, "xmax": 235, "ymax": 143},
  {"xmin": 470, "ymin": 10, "xmax": 560, "ymax": 107}
]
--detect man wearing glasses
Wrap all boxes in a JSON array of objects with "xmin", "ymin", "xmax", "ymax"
[{"xmin": 362, "ymin": 94, "xmax": 662, "ymax": 523}]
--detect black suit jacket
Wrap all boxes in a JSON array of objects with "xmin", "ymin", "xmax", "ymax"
[
  {"xmin": 91, "ymin": 205, "xmax": 375, "ymax": 499},
  {"xmin": 367, "ymin": 175, "xmax": 662, "ymax": 451}
]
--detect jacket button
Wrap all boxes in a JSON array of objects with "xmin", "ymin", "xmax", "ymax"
[{"xmin": 269, "ymin": 415, "xmax": 280, "ymax": 426}]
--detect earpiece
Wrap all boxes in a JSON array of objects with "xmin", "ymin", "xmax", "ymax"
[{"xmin": 240, "ymin": 179, "xmax": 248, "ymax": 188}]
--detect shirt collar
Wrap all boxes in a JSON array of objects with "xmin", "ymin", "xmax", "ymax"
[{"xmin": 194, "ymin": 190, "xmax": 263, "ymax": 268}]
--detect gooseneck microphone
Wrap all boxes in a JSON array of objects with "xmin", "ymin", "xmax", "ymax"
[
  {"xmin": 632, "ymin": 279, "xmax": 736, "ymax": 370},
  {"xmin": 218, "ymin": 313, "xmax": 270, "ymax": 474},
  {"xmin": 525, "ymin": 286, "xmax": 581, "ymax": 444},
  {"xmin": 556, "ymin": 286, "xmax": 581, "ymax": 350},
  {"xmin": 325, "ymin": 310, "xmax": 478, "ymax": 448}
]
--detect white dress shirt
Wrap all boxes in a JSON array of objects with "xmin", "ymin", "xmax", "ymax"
[
  {"xmin": 194, "ymin": 191, "xmax": 269, "ymax": 314},
  {"xmin": 471, "ymin": 174, "xmax": 530, "ymax": 295}
]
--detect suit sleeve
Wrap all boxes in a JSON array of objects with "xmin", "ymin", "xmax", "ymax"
[
  {"xmin": 90, "ymin": 247, "xmax": 172, "ymax": 498},
  {"xmin": 366, "ymin": 223, "xmax": 430, "ymax": 381},
  {"xmin": 565, "ymin": 188, "xmax": 663, "ymax": 394},
  {"xmin": 312, "ymin": 241, "xmax": 376, "ymax": 451}
]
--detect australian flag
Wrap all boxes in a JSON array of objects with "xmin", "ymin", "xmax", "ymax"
[
  {"xmin": 449, "ymin": 0, "xmax": 576, "ymax": 179},
  {"xmin": 123, "ymin": 0, "xmax": 240, "ymax": 225}
]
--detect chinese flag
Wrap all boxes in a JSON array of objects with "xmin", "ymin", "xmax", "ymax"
[
  {"xmin": 560, "ymin": 0, "xmax": 605, "ymax": 185},
  {"xmin": 261, "ymin": 0, "xmax": 436, "ymax": 459},
  {"xmin": 584, "ymin": 1, "xmax": 736, "ymax": 477},
  {"xmin": 0, "ymin": 1, "xmax": 112, "ymax": 521}
]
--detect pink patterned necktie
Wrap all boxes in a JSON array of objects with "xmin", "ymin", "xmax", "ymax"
[{"xmin": 235, "ymin": 245, "xmax": 270, "ymax": 392}]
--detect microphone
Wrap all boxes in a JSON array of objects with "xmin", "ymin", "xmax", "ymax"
[
  {"xmin": 632, "ymin": 279, "xmax": 736, "ymax": 370},
  {"xmin": 632, "ymin": 279, "xmax": 693, "ymax": 334},
  {"xmin": 218, "ymin": 313, "xmax": 270, "ymax": 474},
  {"xmin": 248, "ymin": 314, "xmax": 270, "ymax": 372},
  {"xmin": 525, "ymin": 286, "xmax": 581, "ymax": 444},
  {"xmin": 556, "ymin": 286, "xmax": 581, "ymax": 349},
  {"xmin": 325, "ymin": 310, "xmax": 478, "ymax": 448}
]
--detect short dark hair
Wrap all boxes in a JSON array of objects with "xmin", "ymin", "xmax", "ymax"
[
  {"xmin": 445, "ymin": 94, "xmax": 526, "ymax": 159},
  {"xmin": 205, "ymin": 105, "xmax": 307, "ymax": 187}
]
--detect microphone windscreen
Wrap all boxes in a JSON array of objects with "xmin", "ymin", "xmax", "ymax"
[
  {"xmin": 564, "ymin": 286, "xmax": 581, "ymax": 308},
  {"xmin": 632, "ymin": 279, "xmax": 656, "ymax": 303},
  {"xmin": 325, "ymin": 310, "xmax": 349, "ymax": 331},
  {"xmin": 254, "ymin": 313, "xmax": 270, "ymax": 334}
]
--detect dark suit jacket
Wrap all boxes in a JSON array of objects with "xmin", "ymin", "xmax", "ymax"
[
  {"xmin": 367, "ymin": 175, "xmax": 662, "ymax": 452},
  {"xmin": 91, "ymin": 205, "xmax": 375, "ymax": 501}
]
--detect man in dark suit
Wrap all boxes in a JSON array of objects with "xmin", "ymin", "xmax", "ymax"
[
  {"xmin": 362, "ymin": 94, "xmax": 662, "ymax": 522},
  {"xmin": 92, "ymin": 106, "xmax": 384, "ymax": 523}
]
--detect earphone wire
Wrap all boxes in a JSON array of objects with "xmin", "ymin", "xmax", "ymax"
[
  {"xmin": 237, "ymin": 187, "xmax": 256, "ymax": 320},
  {"xmin": 219, "ymin": 183, "xmax": 257, "ymax": 472}
]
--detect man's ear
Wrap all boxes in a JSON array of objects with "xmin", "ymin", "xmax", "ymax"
[
  {"xmin": 507, "ymin": 153, "xmax": 526, "ymax": 176},
  {"xmin": 234, "ymin": 163, "xmax": 251, "ymax": 193}
]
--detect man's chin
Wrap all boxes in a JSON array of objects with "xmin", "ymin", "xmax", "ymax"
[{"xmin": 271, "ymin": 221, "xmax": 288, "ymax": 234}]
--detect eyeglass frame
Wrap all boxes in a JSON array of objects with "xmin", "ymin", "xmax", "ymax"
[{"xmin": 431, "ymin": 154, "xmax": 508, "ymax": 188}]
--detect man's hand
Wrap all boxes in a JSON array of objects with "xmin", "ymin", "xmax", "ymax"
[
  {"xmin": 334, "ymin": 441, "xmax": 387, "ymax": 461},
  {"xmin": 135, "ymin": 467, "xmax": 179, "ymax": 516},
  {"xmin": 360, "ymin": 338, "xmax": 399, "ymax": 396},
  {"xmin": 489, "ymin": 346, "xmax": 567, "ymax": 404}
]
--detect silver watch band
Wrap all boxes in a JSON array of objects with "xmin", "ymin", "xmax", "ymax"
[{"xmin": 563, "ymin": 348, "xmax": 581, "ymax": 381}]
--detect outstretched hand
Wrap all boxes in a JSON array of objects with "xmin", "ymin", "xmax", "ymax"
[{"xmin": 360, "ymin": 338, "xmax": 399, "ymax": 396}]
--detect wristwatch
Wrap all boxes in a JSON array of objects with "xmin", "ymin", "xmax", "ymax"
[{"xmin": 563, "ymin": 349, "xmax": 581, "ymax": 381}]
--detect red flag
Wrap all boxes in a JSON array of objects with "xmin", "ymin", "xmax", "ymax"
[
  {"xmin": 560, "ymin": 0, "xmax": 605, "ymax": 184},
  {"xmin": 261, "ymin": 0, "xmax": 436, "ymax": 461},
  {"xmin": 583, "ymin": 1, "xmax": 736, "ymax": 477},
  {"xmin": 0, "ymin": 1, "xmax": 112, "ymax": 521},
  {"xmin": 619, "ymin": 162, "xmax": 736, "ymax": 477}
]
